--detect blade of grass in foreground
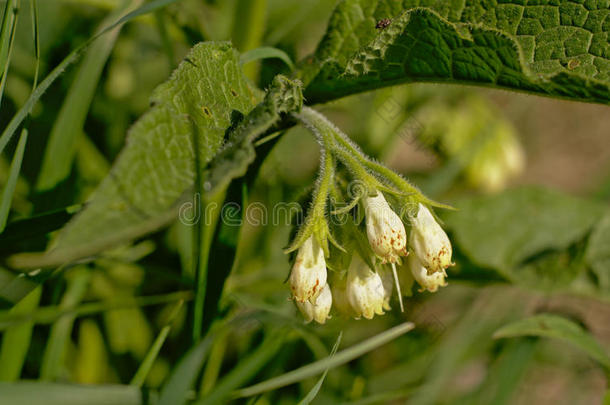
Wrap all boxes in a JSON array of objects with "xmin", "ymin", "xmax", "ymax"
[
  {"xmin": 233, "ymin": 321, "xmax": 415, "ymax": 398},
  {"xmin": 0, "ymin": 129, "xmax": 28, "ymax": 232},
  {"xmin": 130, "ymin": 300, "xmax": 185, "ymax": 387},
  {"xmin": 158, "ymin": 333, "xmax": 216, "ymax": 405},
  {"xmin": 0, "ymin": 0, "xmax": 180, "ymax": 156},
  {"xmin": 297, "ymin": 332, "xmax": 342, "ymax": 405},
  {"xmin": 40, "ymin": 269, "xmax": 91, "ymax": 380}
]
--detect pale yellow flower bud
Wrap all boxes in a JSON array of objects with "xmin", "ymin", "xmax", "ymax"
[
  {"xmin": 409, "ymin": 253, "xmax": 447, "ymax": 293},
  {"xmin": 410, "ymin": 203, "xmax": 452, "ymax": 275},
  {"xmin": 346, "ymin": 254, "xmax": 386, "ymax": 319},
  {"xmin": 289, "ymin": 236, "xmax": 327, "ymax": 302},
  {"xmin": 296, "ymin": 283, "xmax": 332, "ymax": 324},
  {"xmin": 363, "ymin": 192, "xmax": 407, "ymax": 263}
]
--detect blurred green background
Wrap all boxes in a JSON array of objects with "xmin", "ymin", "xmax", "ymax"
[{"xmin": 1, "ymin": 0, "xmax": 609, "ymax": 404}]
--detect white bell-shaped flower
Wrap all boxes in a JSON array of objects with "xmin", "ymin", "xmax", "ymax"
[
  {"xmin": 409, "ymin": 253, "xmax": 447, "ymax": 293},
  {"xmin": 363, "ymin": 191, "xmax": 407, "ymax": 263},
  {"xmin": 346, "ymin": 254, "xmax": 386, "ymax": 319},
  {"xmin": 296, "ymin": 283, "xmax": 332, "ymax": 324},
  {"xmin": 289, "ymin": 236, "xmax": 327, "ymax": 302},
  {"xmin": 409, "ymin": 203, "xmax": 452, "ymax": 275}
]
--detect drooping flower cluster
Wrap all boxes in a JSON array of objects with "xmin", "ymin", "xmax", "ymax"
[
  {"xmin": 286, "ymin": 106, "xmax": 455, "ymax": 324},
  {"xmin": 288, "ymin": 190, "xmax": 453, "ymax": 323}
]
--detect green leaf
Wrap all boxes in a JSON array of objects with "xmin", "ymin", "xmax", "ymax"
[
  {"xmin": 586, "ymin": 211, "xmax": 610, "ymax": 291},
  {"xmin": 0, "ymin": 382, "xmax": 151, "ymax": 405},
  {"xmin": 493, "ymin": 313, "xmax": 610, "ymax": 371},
  {"xmin": 302, "ymin": 1, "xmax": 610, "ymax": 105},
  {"xmin": 443, "ymin": 186, "xmax": 605, "ymax": 281},
  {"xmin": 10, "ymin": 53, "xmax": 303, "ymax": 271},
  {"xmin": 9, "ymin": 42, "xmax": 262, "ymax": 269}
]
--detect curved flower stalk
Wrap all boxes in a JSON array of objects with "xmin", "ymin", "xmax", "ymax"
[
  {"xmin": 289, "ymin": 236, "xmax": 327, "ymax": 302},
  {"xmin": 409, "ymin": 203, "xmax": 453, "ymax": 275},
  {"xmin": 296, "ymin": 283, "xmax": 332, "ymax": 324}
]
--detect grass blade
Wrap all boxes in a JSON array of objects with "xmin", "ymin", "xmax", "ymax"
[
  {"xmin": 233, "ymin": 321, "xmax": 415, "ymax": 398},
  {"xmin": 29, "ymin": 0, "xmax": 39, "ymax": 89},
  {"xmin": 158, "ymin": 333, "xmax": 215, "ymax": 405},
  {"xmin": 0, "ymin": 286, "xmax": 41, "ymax": 381},
  {"xmin": 0, "ymin": 0, "xmax": 20, "ymax": 106},
  {"xmin": 130, "ymin": 300, "xmax": 185, "ymax": 387},
  {"xmin": 196, "ymin": 329, "xmax": 287, "ymax": 405},
  {"xmin": 35, "ymin": 1, "xmax": 138, "ymax": 191},
  {"xmin": 40, "ymin": 268, "xmax": 91, "ymax": 380},
  {"xmin": 297, "ymin": 332, "xmax": 342, "ymax": 405},
  {"xmin": 0, "ymin": 0, "xmax": 180, "ymax": 156},
  {"xmin": 0, "ymin": 128, "xmax": 28, "ymax": 232}
]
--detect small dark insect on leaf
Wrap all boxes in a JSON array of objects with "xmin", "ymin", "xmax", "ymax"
[{"xmin": 376, "ymin": 18, "xmax": 391, "ymax": 29}]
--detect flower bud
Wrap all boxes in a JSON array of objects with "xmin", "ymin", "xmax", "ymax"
[
  {"xmin": 346, "ymin": 254, "xmax": 386, "ymax": 319},
  {"xmin": 289, "ymin": 236, "xmax": 327, "ymax": 302},
  {"xmin": 363, "ymin": 192, "xmax": 407, "ymax": 263},
  {"xmin": 409, "ymin": 203, "xmax": 452, "ymax": 275},
  {"xmin": 296, "ymin": 283, "xmax": 332, "ymax": 324},
  {"xmin": 409, "ymin": 253, "xmax": 447, "ymax": 292}
]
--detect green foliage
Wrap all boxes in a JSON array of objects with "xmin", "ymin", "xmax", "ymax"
[
  {"xmin": 302, "ymin": 0, "xmax": 610, "ymax": 104},
  {"xmin": 0, "ymin": 0, "xmax": 609, "ymax": 404},
  {"xmin": 443, "ymin": 186, "xmax": 606, "ymax": 289},
  {"xmin": 494, "ymin": 313, "xmax": 610, "ymax": 371}
]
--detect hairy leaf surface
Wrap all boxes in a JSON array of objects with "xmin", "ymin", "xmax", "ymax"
[
  {"xmin": 11, "ymin": 42, "xmax": 262, "ymax": 268},
  {"xmin": 302, "ymin": 0, "xmax": 610, "ymax": 104}
]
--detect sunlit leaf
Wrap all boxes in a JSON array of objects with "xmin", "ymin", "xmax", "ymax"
[{"xmin": 302, "ymin": 1, "xmax": 610, "ymax": 104}]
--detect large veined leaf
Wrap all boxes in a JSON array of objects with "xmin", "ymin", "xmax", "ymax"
[
  {"xmin": 9, "ymin": 44, "xmax": 303, "ymax": 270},
  {"xmin": 10, "ymin": 42, "xmax": 263, "ymax": 268},
  {"xmin": 302, "ymin": 0, "xmax": 610, "ymax": 104},
  {"xmin": 443, "ymin": 187, "xmax": 606, "ymax": 282}
]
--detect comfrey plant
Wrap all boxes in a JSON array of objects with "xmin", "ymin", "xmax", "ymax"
[{"xmin": 286, "ymin": 107, "xmax": 454, "ymax": 323}]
